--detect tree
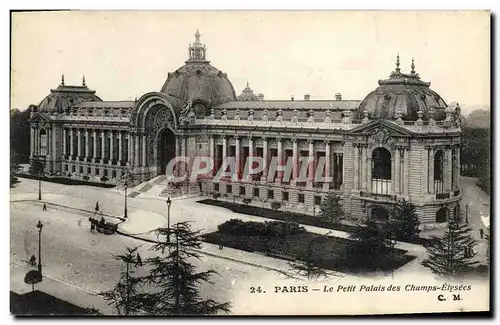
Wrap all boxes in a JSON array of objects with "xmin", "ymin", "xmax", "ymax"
[
  {"xmin": 10, "ymin": 108, "xmax": 31, "ymax": 163},
  {"xmin": 24, "ymin": 270, "xmax": 42, "ymax": 292},
  {"xmin": 318, "ymin": 194, "xmax": 344, "ymax": 224},
  {"xmin": 288, "ymin": 233, "xmax": 331, "ymax": 280},
  {"xmin": 421, "ymin": 215, "xmax": 479, "ymax": 276},
  {"xmin": 346, "ymin": 218, "xmax": 392, "ymax": 267},
  {"xmin": 390, "ymin": 199, "xmax": 421, "ymax": 242},
  {"xmin": 10, "ymin": 150, "xmax": 21, "ymax": 187},
  {"xmin": 142, "ymin": 222, "xmax": 231, "ymax": 315},
  {"xmin": 98, "ymin": 247, "xmax": 146, "ymax": 315}
]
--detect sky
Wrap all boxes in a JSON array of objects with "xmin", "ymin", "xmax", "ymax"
[{"xmin": 11, "ymin": 11, "xmax": 490, "ymax": 115}]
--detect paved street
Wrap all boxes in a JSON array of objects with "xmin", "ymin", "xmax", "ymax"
[{"xmin": 10, "ymin": 176, "xmax": 491, "ymax": 314}]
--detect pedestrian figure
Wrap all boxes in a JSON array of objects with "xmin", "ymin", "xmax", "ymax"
[
  {"xmin": 95, "ymin": 202, "xmax": 100, "ymax": 213},
  {"xmin": 100, "ymin": 216, "xmax": 105, "ymax": 226},
  {"xmin": 136, "ymin": 253, "xmax": 143, "ymax": 266},
  {"xmin": 480, "ymin": 228, "xmax": 484, "ymax": 239},
  {"xmin": 219, "ymin": 244, "xmax": 223, "ymax": 251},
  {"xmin": 42, "ymin": 204, "xmax": 47, "ymax": 211},
  {"xmin": 90, "ymin": 223, "xmax": 95, "ymax": 233},
  {"xmin": 29, "ymin": 255, "xmax": 36, "ymax": 267}
]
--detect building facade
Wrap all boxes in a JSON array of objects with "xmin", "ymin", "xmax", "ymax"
[{"xmin": 28, "ymin": 30, "xmax": 463, "ymax": 228}]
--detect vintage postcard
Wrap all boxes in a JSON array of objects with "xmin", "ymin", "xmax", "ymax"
[{"xmin": 9, "ymin": 10, "xmax": 491, "ymax": 316}]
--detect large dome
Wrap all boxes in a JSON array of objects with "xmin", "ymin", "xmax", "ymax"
[
  {"xmin": 355, "ymin": 57, "xmax": 447, "ymax": 121},
  {"xmin": 37, "ymin": 76, "xmax": 102, "ymax": 113},
  {"xmin": 160, "ymin": 30, "xmax": 237, "ymax": 108}
]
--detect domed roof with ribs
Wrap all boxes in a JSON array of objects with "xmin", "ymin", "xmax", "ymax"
[
  {"xmin": 355, "ymin": 56, "xmax": 448, "ymax": 121},
  {"xmin": 38, "ymin": 75, "xmax": 102, "ymax": 113},
  {"xmin": 160, "ymin": 30, "xmax": 237, "ymax": 108}
]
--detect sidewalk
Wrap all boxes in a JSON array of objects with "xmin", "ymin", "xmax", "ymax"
[{"xmin": 10, "ymin": 262, "xmax": 113, "ymax": 315}]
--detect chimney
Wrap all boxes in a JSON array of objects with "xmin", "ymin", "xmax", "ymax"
[
  {"xmin": 291, "ymin": 96, "xmax": 294, "ymax": 101},
  {"xmin": 304, "ymin": 94, "xmax": 310, "ymax": 101},
  {"xmin": 335, "ymin": 93, "xmax": 342, "ymax": 101},
  {"xmin": 257, "ymin": 93, "xmax": 264, "ymax": 101}
]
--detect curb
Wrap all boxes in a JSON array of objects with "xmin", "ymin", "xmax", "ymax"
[
  {"xmin": 115, "ymin": 230, "xmax": 298, "ymax": 279},
  {"xmin": 11, "ymin": 199, "xmax": 125, "ymax": 222}
]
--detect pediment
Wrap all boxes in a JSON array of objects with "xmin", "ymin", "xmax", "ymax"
[
  {"xmin": 349, "ymin": 119, "xmax": 412, "ymax": 137},
  {"xmin": 29, "ymin": 112, "xmax": 52, "ymax": 123}
]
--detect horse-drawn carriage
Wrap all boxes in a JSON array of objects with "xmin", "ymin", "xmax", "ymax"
[{"xmin": 89, "ymin": 217, "xmax": 118, "ymax": 235}]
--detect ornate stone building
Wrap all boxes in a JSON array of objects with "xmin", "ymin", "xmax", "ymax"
[{"xmin": 28, "ymin": 30, "xmax": 462, "ymax": 227}]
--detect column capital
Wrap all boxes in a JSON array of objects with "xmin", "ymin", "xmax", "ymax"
[{"xmin": 323, "ymin": 139, "xmax": 331, "ymax": 145}]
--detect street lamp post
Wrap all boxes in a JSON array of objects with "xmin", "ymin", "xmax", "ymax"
[
  {"xmin": 166, "ymin": 197, "xmax": 172, "ymax": 243},
  {"xmin": 36, "ymin": 220, "xmax": 43, "ymax": 275},
  {"xmin": 38, "ymin": 176, "xmax": 42, "ymax": 201}
]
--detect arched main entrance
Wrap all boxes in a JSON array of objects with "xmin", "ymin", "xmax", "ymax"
[{"xmin": 157, "ymin": 128, "xmax": 176, "ymax": 176}]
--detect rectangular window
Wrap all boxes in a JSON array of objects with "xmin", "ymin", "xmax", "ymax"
[
  {"xmin": 253, "ymin": 187, "xmax": 259, "ymax": 198},
  {"xmin": 240, "ymin": 186, "xmax": 245, "ymax": 195},
  {"xmin": 96, "ymin": 168, "xmax": 100, "ymax": 176},
  {"xmin": 227, "ymin": 184, "xmax": 232, "ymax": 194},
  {"xmin": 283, "ymin": 191, "xmax": 289, "ymax": 201},
  {"xmin": 72, "ymin": 166, "xmax": 75, "ymax": 172},
  {"xmin": 87, "ymin": 167, "xmax": 91, "ymax": 174},
  {"xmin": 80, "ymin": 166, "xmax": 83, "ymax": 174},
  {"xmin": 268, "ymin": 189, "xmax": 274, "ymax": 199},
  {"xmin": 104, "ymin": 169, "xmax": 108, "ymax": 177},
  {"xmin": 314, "ymin": 195, "xmax": 322, "ymax": 206},
  {"xmin": 214, "ymin": 183, "xmax": 219, "ymax": 192},
  {"xmin": 298, "ymin": 193, "xmax": 305, "ymax": 203},
  {"xmin": 112, "ymin": 170, "xmax": 116, "ymax": 178},
  {"xmin": 65, "ymin": 165, "xmax": 69, "ymax": 172}
]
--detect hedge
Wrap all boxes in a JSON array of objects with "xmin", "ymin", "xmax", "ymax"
[
  {"xmin": 16, "ymin": 174, "xmax": 116, "ymax": 188},
  {"xmin": 218, "ymin": 218, "xmax": 306, "ymax": 237}
]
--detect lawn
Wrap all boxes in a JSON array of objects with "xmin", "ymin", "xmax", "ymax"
[
  {"xmin": 197, "ymin": 199, "xmax": 431, "ymax": 246},
  {"xmin": 202, "ymin": 230, "xmax": 416, "ymax": 275}
]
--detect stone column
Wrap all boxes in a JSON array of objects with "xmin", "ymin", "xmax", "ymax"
[
  {"xmin": 455, "ymin": 146, "xmax": 460, "ymax": 189},
  {"xmin": 30, "ymin": 127, "xmax": 35, "ymax": 158},
  {"xmin": 308, "ymin": 140, "xmax": 314, "ymax": 185},
  {"xmin": 394, "ymin": 147, "xmax": 401, "ymax": 194},
  {"xmin": 361, "ymin": 145, "xmax": 367, "ymax": 190},
  {"xmin": 110, "ymin": 131, "xmax": 114, "ymax": 164},
  {"xmin": 404, "ymin": 148, "xmax": 409, "ymax": 196},
  {"xmin": 77, "ymin": 129, "xmax": 81, "ymax": 161},
  {"xmin": 292, "ymin": 139, "xmax": 298, "ymax": 181},
  {"xmin": 47, "ymin": 128, "xmax": 51, "ymax": 156},
  {"xmin": 182, "ymin": 136, "xmax": 187, "ymax": 178},
  {"xmin": 175, "ymin": 136, "xmax": 181, "ymax": 177},
  {"xmin": 93, "ymin": 130, "xmax": 97, "ymax": 163},
  {"xmin": 235, "ymin": 136, "xmax": 240, "ymax": 176},
  {"xmin": 366, "ymin": 154, "xmax": 372, "ymax": 193},
  {"xmin": 69, "ymin": 129, "xmax": 74, "ymax": 160},
  {"xmin": 127, "ymin": 133, "xmax": 132, "ymax": 166},
  {"xmin": 142, "ymin": 134, "xmax": 147, "ymax": 167},
  {"xmin": 118, "ymin": 132, "xmax": 123, "ymax": 164},
  {"xmin": 101, "ymin": 130, "xmax": 106, "ymax": 164},
  {"xmin": 85, "ymin": 129, "xmax": 89, "ymax": 159},
  {"xmin": 325, "ymin": 141, "xmax": 331, "ymax": 183},
  {"xmin": 222, "ymin": 135, "xmax": 227, "ymax": 163},
  {"xmin": 248, "ymin": 137, "xmax": 253, "ymax": 178},
  {"xmin": 262, "ymin": 137, "xmax": 268, "ymax": 180},
  {"xmin": 134, "ymin": 134, "xmax": 140, "ymax": 167},
  {"xmin": 429, "ymin": 147, "xmax": 435, "ymax": 194},
  {"xmin": 62, "ymin": 128, "xmax": 67, "ymax": 157},
  {"xmin": 423, "ymin": 146, "xmax": 429, "ymax": 194},
  {"xmin": 353, "ymin": 144, "xmax": 359, "ymax": 191},
  {"xmin": 209, "ymin": 135, "xmax": 214, "ymax": 175},
  {"xmin": 446, "ymin": 147, "xmax": 453, "ymax": 192},
  {"xmin": 277, "ymin": 138, "xmax": 283, "ymax": 181}
]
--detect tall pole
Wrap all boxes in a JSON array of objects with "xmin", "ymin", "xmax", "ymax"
[
  {"xmin": 175, "ymin": 223, "xmax": 180, "ymax": 314},
  {"xmin": 167, "ymin": 197, "xmax": 171, "ymax": 243},
  {"xmin": 124, "ymin": 182, "xmax": 128, "ymax": 218},
  {"xmin": 38, "ymin": 176, "xmax": 41, "ymax": 201},
  {"xmin": 36, "ymin": 221, "xmax": 43, "ymax": 275},
  {"xmin": 126, "ymin": 260, "xmax": 130, "ymax": 315}
]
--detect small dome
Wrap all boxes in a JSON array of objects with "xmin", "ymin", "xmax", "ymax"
[
  {"xmin": 38, "ymin": 76, "xmax": 102, "ymax": 113},
  {"xmin": 355, "ymin": 57, "xmax": 447, "ymax": 121},
  {"xmin": 237, "ymin": 82, "xmax": 259, "ymax": 101},
  {"xmin": 160, "ymin": 30, "xmax": 237, "ymax": 108}
]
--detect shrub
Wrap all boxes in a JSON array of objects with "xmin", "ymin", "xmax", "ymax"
[
  {"xmin": 83, "ymin": 175, "xmax": 90, "ymax": 182},
  {"xmin": 271, "ymin": 202, "xmax": 281, "ymax": 210},
  {"xmin": 242, "ymin": 198, "xmax": 252, "ymax": 205},
  {"xmin": 101, "ymin": 176, "xmax": 109, "ymax": 183},
  {"xmin": 67, "ymin": 172, "xmax": 73, "ymax": 178},
  {"xmin": 213, "ymin": 193, "xmax": 221, "ymax": 200},
  {"xmin": 217, "ymin": 219, "xmax": 305, "ymax": 237}
]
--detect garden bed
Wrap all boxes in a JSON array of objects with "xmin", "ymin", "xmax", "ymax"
[
  {"xmin": 202, "ymin": 230, "xmax": 416, "ymax": 274},
  {"xmin": 197, "ymin": 199, "xmax": 431, "ymax": 246},
  {"xmin": 16, "ymin": 174, "xmax": 116, "ymax": 188}
]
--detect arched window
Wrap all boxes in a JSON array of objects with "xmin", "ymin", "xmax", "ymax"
[
  {"xmin": 436, "ymin": 207, "xmax": 448, "ymax": 223},
  {"xmin": 434, "ymin": 150, "xmax": 444, "ymax": 194},
  {"xmin": 371, "ymin": 206, "xmax": 390, "ymax": 221},
  {"xmin": 372, "ymin": 147, "xmax": 391, "ymax": 195},
  {"xmin": 39, "ymin": 129, "xmax": 47, "ymax": 156}
]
